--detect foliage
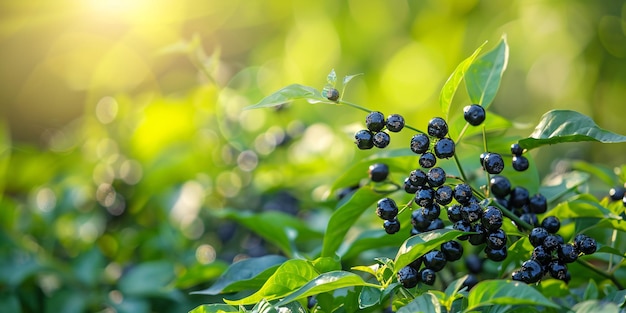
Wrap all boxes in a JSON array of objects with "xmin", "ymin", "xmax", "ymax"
[{"xmin": 191, "ymin": 38, "xmax": 626, "ymax": 312}]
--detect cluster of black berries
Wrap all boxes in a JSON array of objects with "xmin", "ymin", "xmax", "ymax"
[
  {"xmin": 409, "ymin": 118, "xmax": 455, "ymax": 169},
  {"xmin": 354, "ymin": 111, "xmax": 405, "ymax": 149},
  {"xmin": 512, "ymin": 216, "xmax": 597, "ymax": 284},
  {"xmin": 510, "ymin": 143, "xmax": 529, "ymax": 172},
  {"xmin": 490, "ymin": 175, "xmax": 547, "ymax": 229},
  {"xmin": 479, "ymin": 143, "xmax": 530, "ymax": 175},
  {"xmin": 376, "ymin": 197, "xmax": 401, "ymax": 235},
  {"xmin": 397, "ymin": 240, "xmax": 464, "ymax": 288}
]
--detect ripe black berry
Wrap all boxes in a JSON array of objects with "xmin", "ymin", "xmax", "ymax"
[
  {"xmin": 486, "ymin": 229, "xmax": 507, "ymax": 249},
  {"xmin": 415, "ymin": 188, "xmax": 435, "ymax": 207},
  {"xmin": 408, "ymin": 169, "xmax": 428, "ymax": 187},
  {"xmin": 386, "ymin": 114, "xmax": 405, "ymax": 132},
  {"xmin": 520, "ymin": 213, "xmax": 539, "ymax": 228},
  {"xmin": 365, "ymin": 111, "xmax": 386, "ymax": 132},
  {"xmin": 557, "ymin": 243, "xmax": 579, "ymax": 263},
  {"xmin": 529, "ymin": 227, "xmax": 549, "ymax": 247},
  {"xmin": 420, "ymin": 268, "xmax": 436, "ymax": 285},
  {"xmin": 412, "ymin": 209, "xmax": 431, "ymax": 231},
  {"xmin": 441, "ymin": 240, "xmax": 464, "ymax": 261},
  {"xmin": 461, "ymin": 202, "xmax": 482, "ymax": 224},
  {"xmin": 479, "ymin": 152, "xmax": 488, "ymax": 168},
  {"xmin": 609, "ymin": 186, "xmax": 626, "ymax": 201},
  {"xmin": 427, "ymin": 167, "xmax": 446, "ymax": 187},
  {"xmin": 465, "ymin": 254, "xmax": 483, "ymax": 274},
  {"xmin": 423, "ymin": 250, "xmax": 447, "ymax": 272},
  {"xmin": 541, "ymin": 216, "xmax": 560, "ymax": 234},
  {"xmin": 574, "ymin": 234, "xmax": 597, "ymax": 255},
  {"xmin": 463, "ymin": 104, "xmax": 486, "ymax": 126},
  {"xmin": 528, "ymin": 194, "xmax": 547, "ymax": 214},
  {"xmin": 453, "ymin": 220, "xmax": 472, "ymax": 240},
  {"xmin": 531, "ymin": 245, "xmax": 552, "ymax": 265},
  {"xmin": 397, "ymin": 266, "xmax": 419, "ymax": 288},
  {"xmin": 325, "ymin": 88, "xmax": 340, "ymax": 101},
  {"xmin": 542, "ymin": 234, "xmax": 561, "ymax": 252},
  {"xmin": 481, "ymin": 206, "xmax": 503, "ymax": 232},
  {"xmin": 434, "ymin": 138, "xmax": 455, "ymax": 159},
  {"xmin": 368, "ymin": 163, "xmax": 389, "ymax": 182},
  {"xmin": 521, "ymin": 260, "xmax": 544, "ymax": 283},
  {"xmin": 463, "ymin": 274, "xmax": 479, "ymax": 290},
  {"xmin": 383, "ymin": 218, "xmax": 401, "ymax": 234},
  {"xmin": 510, "ymin": 143, "xmax": 523, "ymax": 156},
  {"xmin": 512, "ymin": 155, "xmax": 529, "ymax": 171},
  {"xmin": 404, "ymin": 178, "xmax": 419, "ymax": 193},
  {"xmin": 426, "ymin": 218, "xmax": 445, "ymax": 231},
  {"xmin": 447, "ymin": 204, "xmax": 463, "ymax": 223},
  {"xmin": 435, "ymin": 185, "xmax": 453, "ymax": 205},
  {"xmin": 419, "ymin": 152, "xmax": 437, "ymax": 168},
  {"xmin": 547, "ymin": 260, "xmax": 568, "ymax": 281},
  {"xmin": 483, "ymin": 153, "xmax": 504, "ymax": 174},
  {"xmin": 453, "ymin": 184, "xmax": 473, "ymax": 205},
  {"xmin": 376, "ymin": 198, "xmax": 398, "ymax": 220},
  {"xmin": 469, "ymin": 223, "xmax": 487, "ymax": 246},
  {"xmin": 373, "ymin": 131, "xmax": 391, "ymax": 148},
  {"xmin": 485, "ymin": 246, "xmax": 508, "ymax": 262},
  {"xmin": 509, "ymin": 186, "xmax": 530, "ymax": 208},
  {"xmin": 427, "ymin": 117, "xmax": 448, "ymax": 139},
  {"xmin": 354, "ymin": 130, "xmax": 374, "ymax": 150},
  {"xmin": 410, "ymin": 134, "xmax": 430, "ymax": 154},
  {"xmin": 489, "ymin": 175, "xmax": 511, "ymax": 199},
  {"xmin": 423, "ymin": 203, "xmax": 441, "ymax": 220}
]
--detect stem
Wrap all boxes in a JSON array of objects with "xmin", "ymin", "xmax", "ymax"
[
  {"xmin": 481, "ymin": 125, "xmax": 491, "ymax": 197},
  {"xmin": 456, "ymin": 123, "xmax": 470, "ymax": 143},
  {"xmin": 490, "ymin": 199, "xmax": 534, "ymax": 231},
  {"xmin": 453, "ymin": 154, "xmax": 469, "ymax": 183},
  {"xmin": 576, "ymin": 258, "xmax": 624, "ymax": 289}
]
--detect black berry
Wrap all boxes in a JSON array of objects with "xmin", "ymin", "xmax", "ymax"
[
  {"xmin": 520, "ymin": 213, "xmax": 539, "ymax": 228},
  {"xmin": 426, "ymin": 218, "xmax": 445, "ymax": 231},
  {"xmin": 463, "ymin": 104, "xmax": 486, "ymax": 126},
  {"xmin": 365, "ymin": 111, "xmax": 386, "ymax": 132},
  {"xmin": 383, "ymin": 218, "xmax": 401, "ymax": 234},
  {"xmin": 462, "ymin": 274, "xmax": 479, "ymax": 290},
  {"xmin": 610, "ymin": 186, "xmax": 626, "ymax": 201},
  {"xmin": 373, "ymin": 131, "xmax": 391, "ymax": 148},
  {"xmin": 510, "ymin": 143, "xmax": 523, "ymax": 156},
  {"xmin": 441, "ymin": 240, "xmax": 464, "ymax": 261},
  {"xmin": 408, "ymin": 169, "xmax": 428, "ymax": 187},
  {"xmin": 521, "ymin": 259, "xmax": 544, "ymax": 283},
  {"xmin": 386, "ymin": 114, "xmax": 405, "ymax": 132},
  {"xmin": 512, "ymin": 155, "xmax": 529, "ymax": 172},
  {"xmin": 541, "ymin": 216, "xmax": 560, "ymax": 234},
  {"xmin": 376, "ymin": 198, "xmax": 399, "ymax": 220},
  {"xmin": 410, "ymin": 134, "xmax": 430, "ymax": 154},
  {"xmin": 427, "ymin": 167, "xmax": 446, "ymax": 187},
  {"xmin": 326, "ymin": 88, "xmax": 339, "ymax": 101},
  {"xmin": 420, "ymin": 268, "xmax": 436, "ymax": 285},
  {"xmin": 354, "ymin": 130, "xmax": 374, "ymax": 149},
  {"xmin": 423, "ymin": 250, "xmax": 447, "ymax": 272},
  {"xmin": 528, "ymin": 193, "xmax": 547, "ymax": 214},
  {"xmin": 453, "ymin": 220, "xmax": 472, "ymax": 240},
  {"xmin": 481, "ymin": 206, "xmax": 503, "ymax": 232},
  {"xmin": 419, "ymin": 152, "xmax": 437, "ymax": 168},
  {"xmin": 368, "ymin": 163, "xmax": 389, "ymax": 182},
  {"xmin": 557, "ymin": 243, "xmax": 579, "ymax": 263},
  {"xmin": 453, "ymin": 184, "xmax": 473, "ymax": 205},
  {"xmin": 423, "ymin": 203, "xmax": 441, "ymax": 220},
  {"xmin": 509, "ymin": 186, "xmax": 530, "ymax": 208},
  {"xmin": 531, "ymin": 245, "xmax": 552, "ymax": 265},
  {"xmin": 434, "ymin": 138, "xmax": 455, "ymax": 159},
  {"xmin": 404, "ymin": 178, "xmax": 419, "ymax": 193},
  {"xmin": 486, "ymin": 229, "xmax": 507, "ymax": 249},
  {"xmin": 427, "ymin": 117, "xmax": 448, "ymax": 138},
  {"xmin": 447, "ymin": 204, "xmax": 463, "ymax": 223},
  {"xmin": 483, "ymin": 153, "xmax": 504, "ymax": 174},
  {"xmin": 397, "ymin": 266, "xmax": 419, "ymax": 288},
  {"xmin": 489, "ymin": 175, "xmax": 511, "ymax": 199},
  {"xmin": 542, "ymin": 234, "xmax": 561, "ymax": 252},
  {"xmin": 415, "ymin": 188, "xmax": 435, "ymax": 207},
  {"xmin": 465, "ymin": 254, "xmax": 483, "ymax": 274},
  {"xmin": 485, "ymin": 246, "xmax": 508, "ymax": 262},
  {"xmin": 412, "ymin": 209, "xmax": 431, "ymax": 231},
  {"xmin": 435, "ymin": 185, "xmax": 453, "ymax": 205},
  {"xmin": 547, "ymin": 260, "xmax": 568, "ymax": 281},
  {"xmin": 574, "ymin": 234, "xmax": 597, "ymax": 255},
  {"xmin": 469, "ymin": 223, "xmax": 487, "ymax": 246},
  {"xmin": 461, "ymin": 202, "xmax": 482, "ymax": 224},
  {"xmin": 529, "ymin": 227, "xmax": 549, "ymax": 247}
]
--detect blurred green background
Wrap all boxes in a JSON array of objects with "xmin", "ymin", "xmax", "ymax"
[{"xmin": 1, "ymin": 0, "xmax": 626, "ymax": 312}]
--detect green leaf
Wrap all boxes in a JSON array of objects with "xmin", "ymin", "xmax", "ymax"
[
  {"xmin": 358, "ymin": 286, "xmax": 382, "ymax": 309},
  {"xmin": 216, "ymin": 210, "xmax": 323, "ymax": 257},
  {"xmin": 583, "ymin": 279, "xmax": 599, "ymax": 301},
  {"xmin": 118, "ymin": 261, "xmax": 175, "ymax": 297},
  {"xmin": 343, "ymin": 73, "xmax": 363, "ymax": 86},
  {"xmin": 311, "ymin": 256, "xmax": 342, "ymax": 273},
  {"xmin": 440, "ymin": 41, "xmax": 487, "ymax": 119},
  {"xmin": 539, "ymin": 171, "xmax": 590, "ymax": 203},
  {"xmin": 224, "ymin": 259, "xmax": 318, "ymax": 305},
  {"xmin": 340, "ymin": 228, "xmax": 408, "ymax": 260},
  {"xmin": 571, "ymin": 160, "xmax": 619, "ymax": 187},
  {"xmin": 251, "ymin": 299, "xmax": 278, "ymax": 313},
  {"xmin": 321, "ymin": 186, "xmax": 384, "ymax": 257},
  {"xmin": 549, "ymin": 194, "xmax": 612, "ymax": 219},
  {"xmin": 275, "ymin": 271, "xmax": 379, "ymax": 306},
  {"xmin": 176, "ymin": 260, "xmax": 229, "ymax": 289},
  {"xmin": 245, "ymin": 84, "xmax": 329, "ymax": 110},
  {"xmin": 327, "ymin": 69, "xmax": 337, "ymax": 86},
  {"xmin": 397, "ymin": 292, "xmax": 442, "ymax": 313},
  {"xmin": 191, "ymin": 255, "xmax": 287, "ymax": 295},
  {"xmin": 518, "ymin": 110, "xmax": 626, "ymax": 150},
  {"xmin": 465, "ymin": 36, "xmax": 509, "ymax": 109},
  {"xmin": 188, "ymin": 304, "xmax": 239, "ymax": 313},
  {"xmin": 465, "ymin": 280, "xmax": 560, "ymax": 312},
  {"xmin": 572, "ymin": 300, "xmax": 620, "ymax": 313},
  {"xmin": 394, "ymin": 230, "xmax": 466, "ymax": 273}
]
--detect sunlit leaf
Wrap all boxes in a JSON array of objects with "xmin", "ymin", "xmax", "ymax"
[
  {"xmin": 465, "ymin": 280, "xmax": 561, "ymax": 311},
  {"xmin": 465, "ymin": 36, "xmax": 509, "ymax": 109},
  {"xmin": 275, "ymin": 271, "xmax": 379, "ymax": 306},
  {"xmin": 321, "ymin": 186, "xmax": 384, "ymax": 257},
  {"xmin": 440, "ymin": 41, "xmax": 487, "ymax": 119},
  {"xmin": 539, "ymin": 171, "xmax": 590, "ymax": 203},
  {"xmin": 519, "ymin": 110, "xmax": 626, "ymax": 150},
  {"xmin": 224, "ymin": 259, "xmax": 318, "ymax": 305},
  {"xmin": 327, "ymin": 69, "xmax": 337, "ymax": 86},
  {"xmin": 188, "ymin": 304, "xmax": 239, "ymax": 313},
  {"xmin": 549, "ymin": 194, "xmax": 611, "ymax": 219},
  {"xmin": 245, "ymin": 84, "xmax": 329, "ymax": 110},
  {"xmin": 251, "ymin": 299, "xmax": 278, "ymax": 313},
  {"xmin": 191, "ymin": 255, "xmax": 287, "ymax": 295},
  {"xmin": 394, "ymin": 230, "xmax": 466, "ymax": 273},
  {"xmin": 572, "ymin": 300, "xmax": 620, "ymax": 313},
  {"xmin": 343, "ymin": 73, "xmax": 364, "ymax": 86},
  {"xmin": 571, "ymin": 160, "xmax": 619, "ymax": 187},
  {"xmin": 397, "ymin": 292, "xmax": 442, "ymax": 313}
]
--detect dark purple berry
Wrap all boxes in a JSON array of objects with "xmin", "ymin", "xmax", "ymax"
[
  {"xmin": 447, "ymin": 204, "xmax": 463, "ymax": 223},
  {"xmin": 426, "ymin": 218, "xmax": 445, "ymax": 231},
  {"xmin": 486, "ymin": 229, "xmax": 507, "ymax": 249},
  {"xmin": 325, "ymin": 88, "xmax": 340, "ymax": 101},
  {"xmin": 463, "ymin": 104, "xmax": 486, "ymax": 126},
  {"xmin": 423, "ymin": 250, "xmax": 447, "ymax": 272},
  {"xmin": 427, "ymin": 167, "xmax": 446, "ymax": 187},
  {"xmin": 427, "ymin": 117, "xmax": 448, "ymax": 139},
  {"xmin": 465, "ymin": 254, "xmax": 483, "ymax": 274},
  {"xmin": 434, "ymin": 138, "xmax": 455, "ymax": 159},
  {"xmin": 485, "ymin": 246, "xmax": 508, "ymax": 262},
  {"xmin": 354, "ymin": 130, "xmax": 374, "ymax": 149},
  {"xmin": 420, "ymin": 268, "xmax": 436, "ymax": 285},
  {"xmin": 489, "ymin": 175, "xmax": 511, "ymax": 199},
  {"xmin": 462, "ymin": 274, "xmax": 479, "ymax": 290},
  {"xmin": 397, "ymin": 266, "xmax": 419, "ymax": 288},
  {"xmin": 461, "ymin": 202, "xmax": 482, "ymax": 224},
  {"xmin": 383, "ymin": 218, "xmax": 401, "ymax": 234},
  {"xmin": 423, "ymin": 203, "xmax": 441, "ymax": 221},
  {"xmin": 373, "ymin": 131, "xmax": 390, "ymax": 148},
  {"xmin": 531, "ymin": 245, "xmax": 552, "ymax": 265},
  {"xmin": 512, "ymin": 155, "xmax": 529, "ymax": 171},
  {"xmin": 365, "ymin": 111, "xmax": 386, "ymax": 132},
  {"xmin": 481, "ymin": 206, "xmax": 503, "ymax": 232},
  {"xmin": 557, "ymin": 243, "xmax": 579, "ymax": 263},
  {"xmin": 412, "ymin": 208, "xmax": 431, "ymax": 231},
  {"xmin": 386, "ymin": 114, "xmax": 405, "ymax": 132},
  {"xmin": 521, "ymin": 259, "xmax": 544, "ymax": 283},
  {"xmin": 415, "ymin": 188, "xmax": 435, "ymax": 207},
  {"xmin": 510, "ymin": 143, "xmax": 523, "ymax": 156},
  {"xmin": 529, "ymin": 227, "xmax": 549, "ymax": 247},
  {"xmin": 404, "ymin": 178, "xmax": 419, "ymax": 194},
  {"xmin": 547, "ymin": 260, "xmax": 568, "ymax": 281},
  {"xmin": 368, "ymin": 163, "xmax": 389, "ymax": 182},
  {"xmin": 441, "ymin": 240, "xmax": 464, "ymax": 261},
  {"xmin": 376, "ymin": 198, "xmax": 398, "ymax": 220},
  {"xmin": 453, "ymin": 220, "xmax": 472, "ymax": 240},
  {"xmin": 510, "ymin": 186, "xmax": 530, "ymax": 208},
  {"xmin": 453, "ymin": 184, "xmax": 473, "ymax": 205},
  {"xmin": 543, "ymin": 234, "xmax": 561, "ymax": 252},
  {"xmin": 520, "ymin": 213, "xmax": 539, "ymax": 229},
  {"xmin": 483, "ymin": 153, "xmax": 504, "ymax": 174},
  {"xmin": 610, "ymin": 186, "xmax": 626, "ymax": 201},
  {"xmin": 541, "ymin": 216, "xmax": 560, "ymax": 234},
  {"xmin": 528, "ymin": 194, "xmax": 547, "ymax": 214},
  {"xmin": 435, "ymin": 185, "xmax": 453, "ymax": 205},
  {"xmin": 409, "ymin": 169, "xmax": 428, "ymax": 187},
  {"xmin": 469, "ymin": 223, "xmax": 487, "ymax": 246},
  {"xmin": 410, "ymin": 134, "xmax": 430, "ymax": 154},
  {"xmin": 419, "ymin": 152, "xmax": 437, "ymax": 168},
  {"xmin": 574, "ymin": 234, "xmax": 597, "ymax": 255}
]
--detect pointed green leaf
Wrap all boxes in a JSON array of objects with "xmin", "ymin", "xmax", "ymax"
[
  {"xmin": 327, "ymin": 69, "xmax": 337, "ymax": 85},
  {"xmin": 251, "ymin": 299, "xmax": 279, "ymax": 313},
  {"xmin": 572, "ymin": 300, "xmax": 619, "ymax": 313},
  {"xmin": 465, "ymin": 36, "xmax": 509, "ymax": 108},
  {"xmin": 549, "ymin": 194, "xmax": 611, "ymax": 219},
  {"xmin": 519, "ymin": 110, "xmax": 626, "ymax": 150},
  {"xmin": 394, "ymin": 230, "xmax": 466, "ymax": 273},
  {"xmin": 275, "ymin": 271, "xmax": 379, "ymax": 306},
  {"xmin": 245, "ymin": 84, "xmax": 329, "ymax": 110},
  {"xmin": 343, "ymin": 73, "xmax": 363, "ymax": 86},
  {"xmin": 465, "ymin": 280, "xmax": 560, "ymax": 311},
  {"xmin": 440, "ymin": 42, "xmax": 487, "ymax": 119},
  {"xmin": 397, "ymin": 292, "xmax": 442, "ymax": 313},
  {"xmin": 359, "ymin": 286, "xmax": 382, "ymax": 309},
  {"xmin": 321, "ymin": 186, "xmax": 384, "ymax": 257},
  {"xmin": 224, "ymin": 259, "xmax": 318, "ymax": 305},
  {"xmin": 191, "ymin": 255, "xmax": 287, "ymax": 295},
  {"xmin": 188, "ymin": 304, "xmax": 239, "ymax": 313},
  {"xmin": 539, "ymin": 171, "xmax": 590, "ymax": 203}
]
